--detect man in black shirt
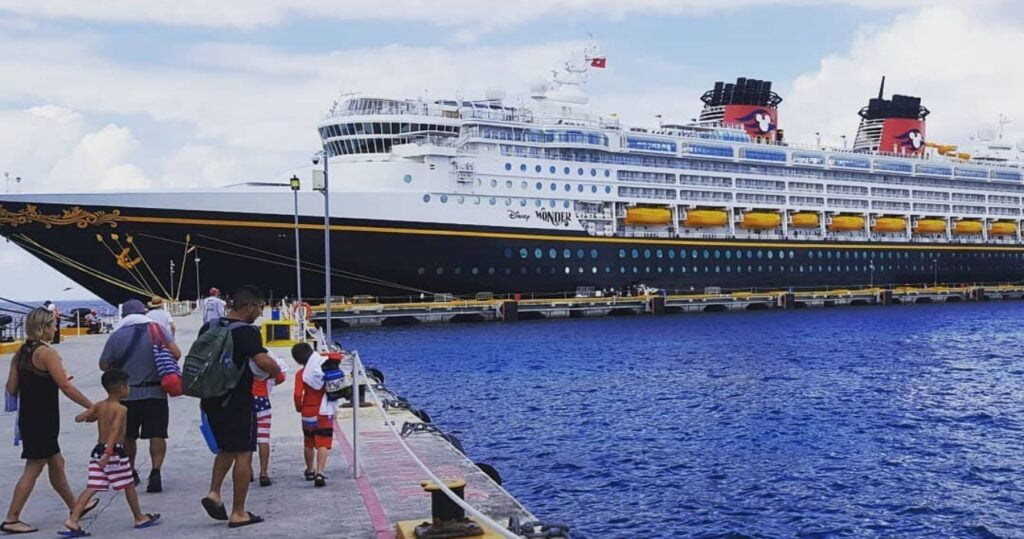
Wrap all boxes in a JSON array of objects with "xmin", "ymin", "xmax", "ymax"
[{"xmin": 198, "ymin": 285, "xmax": 279, "ymax": 529}]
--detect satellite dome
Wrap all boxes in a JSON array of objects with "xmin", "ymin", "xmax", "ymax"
[
  {"xmin": 976, "ymin": 123, "xmax": 996, "ymax": 142},
  {"xmin": 484, "ymin": 89, "xmax": 506, "ymax": 102},
  {"xmin": 528, "ymin": 80, "xmax": 549, "ymax": 94}
]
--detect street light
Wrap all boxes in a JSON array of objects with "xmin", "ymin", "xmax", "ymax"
[
  {"xmin": 194, "ymin": 256, "xmax": 201, "ymax": 303},
  {"xmin": 169, "ymin": 260, "xmax": 176, "ymax": 299},
  {"xmin": 312, "ymin": 151, "xmax": 332, "ymax": 344},
  {"xmin": 290, "ymin": 175, "xmax": 304, "ymax": 321}
]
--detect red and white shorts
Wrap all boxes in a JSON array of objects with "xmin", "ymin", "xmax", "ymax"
[
  {"xmin": 87, "ymin": 443, "xmax": 133, "ymax": 491},
  {"xmin": 254, "ymin": 396, "xmax": 272, "ymax": 444}
]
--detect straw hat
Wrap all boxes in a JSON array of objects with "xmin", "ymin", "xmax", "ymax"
[{"xmin": 147, "ymin": 296, "xmax": 165, "ymax": 309}]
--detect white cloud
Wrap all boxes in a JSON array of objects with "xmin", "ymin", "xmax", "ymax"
[
  {"xmin": 0, "ymin": 0, "xmax": 934, "ymax": 29},
  {"xmin": 785, "ymin": 3, "xmax": 1024, "ymax": 148},
  {"xmin": 47, "ymin": 124, "xmax": 152, "ymax": 191}
]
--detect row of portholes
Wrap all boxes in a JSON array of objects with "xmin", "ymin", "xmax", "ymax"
[
  {"xmin": 505, "ymin": 247, "xmax": 601, "ymax": 260},
  {"xmin": 423, "ymin": 193, "xmax": 573, "ymax": 209},
  {"xmin": 416, "ymin": 264, "xmax": 984, "ymax": 277},
  {"xmin": 505, "ymin": 162, "xmax": 613, "ymax": 179},
  {"xmin": 619, "ymin": 248, "xmax": 796, "ymax": 261},
  {"xmin": 489, "ymin": 177, "xmax": 613, "ymax": 195}
]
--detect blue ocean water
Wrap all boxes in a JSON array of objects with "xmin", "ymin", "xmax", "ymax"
[{"xmin": 337, "ymin": 302, "xmax": 1024, "ymax": 538}]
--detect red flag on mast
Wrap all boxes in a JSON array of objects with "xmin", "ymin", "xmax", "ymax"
[{"xmin": 590, "ymin": 57, "xmax": 606, "ymax": 69}]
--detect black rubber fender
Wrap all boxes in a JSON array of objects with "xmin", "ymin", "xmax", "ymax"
[
  {"xmin": 475, "ymin": 462, "xmax": 502, "ymax": 486},
  {"xmin": 442, "ymin": 433, "xmax": 465, "ymax": 455},
  {"xmin": 412, "ymin": 408, "xmax": 432, "ymax": 423},
  {"xmin": 366, "ymin": 367, "xmax": 385, "ymax": 384}
]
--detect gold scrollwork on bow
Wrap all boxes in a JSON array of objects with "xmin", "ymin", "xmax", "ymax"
[{"xmin": 0, "ymin": 205, "xmax": 123, "ymax": 229}]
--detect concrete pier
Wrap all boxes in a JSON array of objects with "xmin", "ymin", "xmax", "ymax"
[{"xmin": 0, "ymin": 312, "xmax": 531, "ymax": 537}]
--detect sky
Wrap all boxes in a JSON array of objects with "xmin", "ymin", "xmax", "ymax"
[{"xmin": 1, "ymin": 0, "xmax": 1023, "ymax": 300}]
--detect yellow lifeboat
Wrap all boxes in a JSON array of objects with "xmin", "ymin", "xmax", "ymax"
[
  {"xmin": 625, "ymin": 207, "xmax": 671, "ymax": 225},
  {"xmin": 740, "ymin": 211, "xmax": 781, "ymax": 230},
  {"xmin": 790, "ymin": 212, "xmax": 819, "ymax": 228},
  {"xmin": 989, "ymin": 221, "xmax": 1017, "ymax": 236},
  {"xmin": 827, "ymin": 215, "xmax": 865, "ymax": 232},
  {"xmin": 913, "ymin": 218, "xmax": 946, "ymax": 234},
  {"xmin": 872, "ymin": 217, "xmax": 906, "ymax": 233},
  {"xmin": 953, "ymin": 219, "xmax": 983, "ymax": 235},
  {"xmin": 684, "ymin": 209, "xmax": 728, "ymax": 227}
]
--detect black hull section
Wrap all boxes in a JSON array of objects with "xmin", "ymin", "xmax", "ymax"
[{"xmin": 3, "ymin": 202, "xmax": 1024, "ymax": 305}]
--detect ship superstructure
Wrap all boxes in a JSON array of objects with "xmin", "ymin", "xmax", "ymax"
[{"xmin": 3, "ymin": 44, "xmax": 1024, "ymax": 304}]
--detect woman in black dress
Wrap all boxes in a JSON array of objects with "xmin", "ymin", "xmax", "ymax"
[{"xmin": 2, "ymin": 307, "xmax": 95, "ymax": 534}]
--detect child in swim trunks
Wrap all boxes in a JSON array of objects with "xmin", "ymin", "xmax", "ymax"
[{"xmin": 62, "ymin": 369, "xmax": 160, "ymax": 537}]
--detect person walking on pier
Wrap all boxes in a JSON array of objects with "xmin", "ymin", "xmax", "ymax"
[
  {"xmin": 197, "ymin": 285, "xmax": 280, "ymax": 528},
  {"xmin": 146, "ymin": 296, "xmax": 176, "ymax": 339},
  {"xmin": 62, "ymin": 368, "xmax": 160, "ymax": 536},
  {"xmin": 99, "ymin": 299, "xmax": 181, "ymax": 494},
  {"xmin": 2, "ymin": 307, "xmax": 97, "ymax": 535},
  {"xmin": 201, "ymin": 288, "xmax": 226, "ymax": 324},
  {"xmin": 291, "ymin": 342, "xmax": 333, "ymax": 487}
]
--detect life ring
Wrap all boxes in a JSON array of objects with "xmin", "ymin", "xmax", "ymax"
[{"xmin": 291, "ymin": 301, "xmax": 312, "ymax": 321}]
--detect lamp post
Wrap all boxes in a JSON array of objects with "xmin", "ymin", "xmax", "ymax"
[
  {"xmin": 290, "ymin": 175, "xmax": 304, "ymax": 323},
  {"xmin": 313, "ymin": 151, "xmax": 332, "ymax": 344},
  {"xmin": 194, "ymin": 256, "xmax": 201, "ymax": 303},
  {"xmin": 169, "ymin": 260, "xmax": 176, "ymax": 299}
]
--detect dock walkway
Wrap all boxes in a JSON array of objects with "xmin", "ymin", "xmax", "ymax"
[{"xmin": 0, "ymin": 312, "xmax": 530, "ymax": 537}]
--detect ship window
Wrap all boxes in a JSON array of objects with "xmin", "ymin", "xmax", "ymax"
[
  {"xmin": 453, "ymin": 267, "xmax": 462, "ymax": 275},
  {"xmin": 474, "ymin": 196, "xmax": 481, "ymax": 205},
  {"xmin": 748, "ymin": 265, "xmax": 753, "ymax": 273},
  {"xmin": 633, "ymin": 267, "xmax": 639, "ymax": 274},
  {"xmin": 566, "ymin": 267, "xmax": 572, "ymax": 274},
  {"xmin": 591, "ymin": 169, "xmax": 597, "ymax": 177},
  {"xmin": 618, "ymin": 249, "xmax": 626, "ymax": 258},
  {"xmin": 417, "ymin": 267, "xmax": 425, "ymax": 275},
  {"xmin": 440, "ymin": 194, "xmax": 448, "ymax": 203},
  {"xmin": 506, "ymin": 180, "xmax": 513, "ymax": 188},
  {"xmin": 550, "ymin": 183, "xmax": 556, "ymax": 191},
  {"xmin": 520, "ymin": 164, "xmax": 527, "ymax": 172},
  {"xmin": 534, "ymin": 165, "xmax": 542, "ymax": 173},
  {"xmin": 605, "ymin": 170, "xmax": 611, "ymax": 177},
  {"xmin": 631, "ymin": 249, "xmax": 639, "ymax": 259},
  {"xmin": 576, "ymin": 249, "xmax": 585, "ymax": 259},
  {"xmin": 605, "ymin": 186, "xmax": 612, "ymax": 194},
  {"xmin": 735, "ymin": 250, "xmax": 742, "ymax": 260},
  {"xmin": 522, "ymin": 267, "xmax": 528, "ymax": 275},
  {"xmin": 714, "ymin": 250, "xmax": 720, "ymax": 259},
  {"xmin": 758, "ymin": 265, "xmax": 764, "ymax": 272},
  {"xmin": 681, "ymin": 266, "xmax": 687, "ymax": 273},
  {"xmin": 536, "ymin": 182, "xmax": 542, "ymax": 190},
  {"xmin": 535, "ymin": 200, "xmax": 542, "ymax": 207},
  {"xmin": 436, "ymin": 267, "xmax": 444, "ymax": 275},
  {"xmin": 504, "ymin": 163, "xmax": 512, "ymax": 171},
  {"xmin": 645, "ymin": 266, "xmax": 651, "ymax": 273},
  {"xmin": 767, "ymin": 251, "xmax": 774, "ymax": 260},
  {"xmin": 504, "ymin": 248, "xmax": 513, "ymax": 259},
  {"xmin": 620, "ymin": 267, "xmax": 626, "ymax": 274},
  {"xmin": 757, "ymin": 250, "xmax": 764, "ymax": 259},
  {"xmin": 702, "ymin": 249, "xmax": 709, "ymax": 259},
  {"xmin": 549, "ymin": 200, "xmax": 556, "ymax": 208},
  {"xmin": 404, "ymin": 174, "xmax": 412, "ymax": 184},
  {"xmin": 578, "ymin": 168, "xmax": 584, "ymax": 176},
  {"xmin": 564, "ymin": 201, "xmax": 571, "ymax": 208},
  {"xmin": 715, "ymin": 266, "xmax": 720, "ymax": 273},
  {"xmin": 534, "ymin": 248, "xmax": 543, "ymax": 259},
  {"xmin": 778, "ymin": 250, "xmax": 785, "ymax": 260},
  {"xmin": 578, "ymin": 185, "xmax": 584, "ymax": 192},
  {"xmin": 457, "ymin": 196, "xmax": 464, "ymax": 204},
  {"xmin": 644, "ymin": 249, "xmax": 651, "ymax": 259},
  {"xmin": 808, "ymin": 251, "xmax": 815, "ymax": 260},
  {"xmin": 564, "ymin": 167, "xmax": 571, "ymax": 175},
  {"xmin": 746, "ymin": 250, "xmax": 753, "ymax": 259},
  {"xmin": 818, "ymin": 250, "xmax": 824, "ymax": 258},
  {"xmin": 520, "ymin": 199, "xmax": 527, "ymax": 206},
  {"xmin": 725, "ymin": 250, "xmax": 732, "ymax": 259},
  {"xmin": 489, "ymin": 197, "xmax": 496, "ymax": 205},
  {"xmin": 790, "ymin": 250, "xmax": 795, "ymax": 259},
  {"xmin": 550, "ymin": 166, "xmax": 556, "ymax": 174},
  {"xmin": 768, "ymin": 265, "xmax": 773, "ymax": 272},
  {"xmin": 490, "ymin": 179, "xmax": 497, "ymax": 188},
  {"xmin": 521, "ymin": 181, "xmax": 528, "ymax": 189},
  {"xmin": 668, "ymin": 250, "xmax": 675, "ymax": 259},
  {"xmin": 422, "ymin": 194, "xmax": 431, "ymax": 203},
  {"xmin": 726, "ymin": 266, "xmax": 731, "ymax": 273}
]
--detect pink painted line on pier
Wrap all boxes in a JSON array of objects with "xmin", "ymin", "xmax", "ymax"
[{"xmin": 334, "ymin": 417, "xmax": 395, "ymax": 539}]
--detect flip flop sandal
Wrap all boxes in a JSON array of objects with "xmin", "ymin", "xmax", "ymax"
[
  {"xmin": 57, "ymin": 526, "xmax": 90, "ymax": 537},
  {"xmin": 258, "ymin": 476, "xmax": 272, "ymax": 487},
  {"xmin": 78, "ymin": 498, "xmax": 100, "ymax": 518},
  {"xmin": 0, "ymin": 521, "xmax": 38, "ymax": 534},
  {"xmin": 227, "ymin": 512, "xmax": 264, "ymax": 529},
  {"xmin": 134, "ymin": 513, "xmax": 160, "ymax": 529},
  {"xmin": 200, "ymin": 497, "xmax": 228, "ymax": 521}
]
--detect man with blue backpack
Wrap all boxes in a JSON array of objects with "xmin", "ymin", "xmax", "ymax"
[{"xmin": 183, "ymin": 285, "xmax": 279, "ymax": 529}]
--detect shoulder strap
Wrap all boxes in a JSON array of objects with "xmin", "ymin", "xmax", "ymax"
[{"xmin": 110, "ymin": 324, "xmax": 148, "ymax": 370}]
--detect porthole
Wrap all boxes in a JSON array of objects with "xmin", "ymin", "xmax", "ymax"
[
  {"xmin": 577, "ymin": 168, "xmax": 584, "ymax": 176},
  {"xmin": 505, "ymin": 198, "xmax": 512, "ymax": 206},
  {"xmin": 505, "ymin": 180, "xmax": 513, "ymax": 189},
  {"xmin": 536, "ymin": 182, "xmax": 543, "ymax": 190},
  {"xmin": 604, "ymin": 170, "xmax": 611, "ymax": 177},
  {"xmin": 417, "ymin": 267, "xmax": 425, "ymax": 275},
  {"xmin": 668, "ymin": 250, "xmax": 675, "ymax": 259},
  {"xmin": 644, "ymin": 249, "xmax": 651, "ymax": 259},
  {"xmin": 631, "ymin": 249, "xmax": 639, "ymax": 259},
  {"xmin": 520, "ymin": 199, "xmax": 527, "ymax": 207},
  {"xmin": 703, "ymin": 249, "xmax": 710, "ymax": 259},
  {"xmin": 436, "ymin": 267, "xmax": 444, "ymax": 275},
  {"xmin": 457, "ymin": 195, "xmax": 464, "ymax": 204},
  {"xmin": 605, "ymin": 186, "xmax": 612, "ymax": 194},
  {"xmin": 422, "ymin": 194, "xmax": 431, "ymax": 203},
  {"xmin": 504, "ymin": 248, "xmax": 513, "ymax": 258},
  {"xmin": 550, "ymin": 183, "xmax": 557, "ymax": 191},
  {"xmin": 714, "ymin": 250, "xmax": 721, "ymax": 259},
  {"xmin": 491, "ymin": 179, "xmax": 498, "ymax": 188},
  {"xmin": 564, "ymin": 184, "xmax": 571, "ymax": 192},
  {"xmin": 534, "ymin": 248, "xmax": 543, "ymax": 259},
  {"xmin": 565, "ymin": 267, "xmax": 571, "ymax": 274},
  {"xmin": 590, "ymin": 169, "xmax": 597, "ymax": 177},
  {"xmin": 563, "ymin": 249, "xmax": 571, "ymax": 259},
  {"xmin": 725, "ymin": 250, "xmax": 732, "ymax": 259},
  {"xmin": 489, "ymin": 197, "xmax": 496, "ymax": 205},
  {"xmin": 474, "ymin": 196, "xmax": 481, "ymax": 205},
  {"xmin": 680, "ymin": 250, "xmax": 687, "ymax": 259},
  {"xmin": 521, "ymin": 181, "xmax": 528, "ymax": 189},
  {"xmin": 591, "ymin": 185, "xmax": 598, "ymax": 193},
  {"xmin": 505, "ymin": 267, "xmax": 512, "ymax": 275},
  {"xmin": 692, "ymin": 249, "xmax": 698, "ymax": 259},
  {"xmin": 453, "ymin": 267, "xmax": 462, "ymax": 275},
  {"xmin": 404, "ymin": 174, "xmax": 413, "ymax": 184},
  {"xmin": 656, "ymin": 249, "xmax": 663, "ymax": 259},
  {"xmin": 563, "ymin": 167, "xmax": 570, "ymax": 175},
  {"xmin": 535, "ymin": 200, "xmax": 542, "ymax": 207},
  {"xmin": 535, "ymin": 165, "xmax": 542, "ymax": 173},
  {"xmin": 471, "ymin": 267, "xmax": 478, "ymax": 275},
  {"xmin": 549, "ymin": 166, "xmax": 556, "ymax": 174},
  {"xmin": 564, "ymin": 201, "xmax": 570, "ymax": 208},
  {"xmin": 440, "ymin": 194, "xmax": 448, "ymax": 203},
  {"xmin": 504, "ymin": 163, "xmax": 512, "ymax": 171},
  {"xmin": 549, "ymin": 200, "xmax": 556, "ymax": 208},
  {"xmin": 520, "ymin": 164, "xmax": 527, "ymax": 172},
  {"xmin": 767, "ymin": 251, "xmax": 773, "ymax": 260},
  {"xmin": 618, "ymin": 249, "xmax": 626, "ymax": 258},
  {"xmin": 577, "ymin": 185, "xmax": 584, "ymax": 192},
  {"xmin": 549, "ymin": 249, "xmax": 557, "ymax": 259},
  {"xmin": 519, "ymin": 248, "xmax": 528, "ymax": 259}
]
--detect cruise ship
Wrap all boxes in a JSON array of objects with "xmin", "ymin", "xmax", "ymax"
[{"xmin": 3, "ymin": 43, "xmax": 1024, "ymax": 305}]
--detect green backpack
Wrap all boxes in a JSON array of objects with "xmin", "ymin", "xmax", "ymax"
[{"xmin": 182, "ymin": 319, "xmax": 247, "ymax": 399}]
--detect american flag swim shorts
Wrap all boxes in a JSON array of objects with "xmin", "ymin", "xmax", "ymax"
[
  {"xmin": 87, "ymin": 443, "xmax": 133, "ymax": 491},
  {"xmin": 254, "ymin": 396, "xmax": 272, "ymax": 444}
]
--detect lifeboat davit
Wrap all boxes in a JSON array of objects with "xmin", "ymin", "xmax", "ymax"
[
  {"xmin": 684, "ymin": 209, "xmax": 728, "ymax": 227},
  {"xmin": 953, "ymin": 220, "xmax": 983, "ymax": 235},
  {"xmin": 872, "ymin": 216, "xmax": 906, "ymax": 233},
  {"xmin": 625, "ymin": 207, "xmax": 671, "ymax": 225},
  {"xmin": 913, "ymin": 218, "xmax": 946, "ymax": 234},
  {"xmin": 740, "ymin": 211, "xmax": 781, "ymax": 230},
  {"xmin": 828, "ymin": 215, "xmax": 865, "ymax": 232},
  {"xmin": 790, "ymin": 212, "xmax": 820, "ymax": 228},
  {"xmin": 989, "ymin": 221, "xmax": 1017, "ymax": 236}
]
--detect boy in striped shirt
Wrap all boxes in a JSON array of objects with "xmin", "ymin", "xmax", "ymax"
[{"xmin": 62, "ymin": 369, "xmax": 160, "ymax": 536}]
